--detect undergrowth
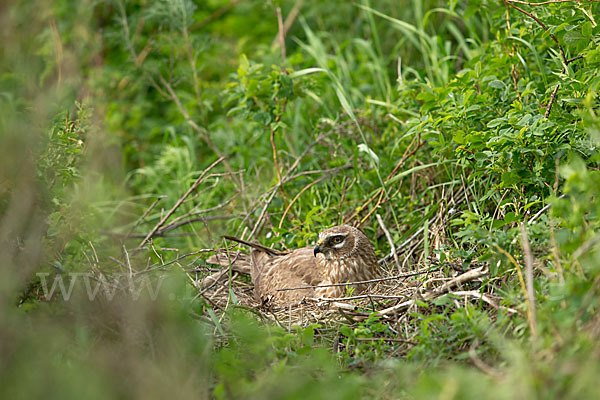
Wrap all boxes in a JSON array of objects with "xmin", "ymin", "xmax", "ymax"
[{"xmin": 2, "ymin": 0, "xmax": 600, "ymax": 398}]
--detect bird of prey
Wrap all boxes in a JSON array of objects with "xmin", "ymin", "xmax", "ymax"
[{"xmin": 207, "ymin": 225, "xmax": 379, "ymax": 306}]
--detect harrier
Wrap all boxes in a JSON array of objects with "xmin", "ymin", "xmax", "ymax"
[{"xmin": 207, "ymin": 225, "xmax": 379, "ymax": 305}]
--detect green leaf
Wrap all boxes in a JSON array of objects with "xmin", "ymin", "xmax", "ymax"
[
  {"xmin": 488, "ymin": 80, "xmax": 506, "ymax": 89},
  {"xmin": 487, "ymin": 118, "xmax": 506, "ymax": 128},
  {"xmin": 358, "ymin": 143, "xmax": 380, "ymax": 167}
]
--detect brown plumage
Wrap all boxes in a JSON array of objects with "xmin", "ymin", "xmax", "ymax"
[{"xmin": 207, "ymin": 225, "xmax": 379, "ymax": 305}]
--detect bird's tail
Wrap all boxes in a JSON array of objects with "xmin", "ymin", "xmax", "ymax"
[{"xmin": 205, "ymin": 252, "xmax": 252, "ymax": 274}]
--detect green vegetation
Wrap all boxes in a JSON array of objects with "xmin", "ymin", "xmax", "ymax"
[{"xmin": 2, "ymin": 0, "xmax": 600, "ymax": 398}]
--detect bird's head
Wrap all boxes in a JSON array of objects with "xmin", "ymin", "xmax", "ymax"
[{"xmin": 313, "ymin": 225, "xmax": 356, "ymax": 260}]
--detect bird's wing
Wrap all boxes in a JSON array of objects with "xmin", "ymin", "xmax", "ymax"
[
  {"xmin": 283, "ymin": 247, "xmax": 323, "ymax": 285},
  {"xmin": 253, "ymin": 247, "xmax": 322, "ymax": 304}
]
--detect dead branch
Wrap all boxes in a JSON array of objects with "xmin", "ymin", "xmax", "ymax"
[
  {"xmin": 377, "ymin": 267, "xmax": 489, "ymax": 316},
  {"xmin": 376, "ymin": 213, "xmax": 399, "ymax": 268},
  {"xmin": 276, "ymin": 268, "xmax": 437, "ymax": 292},
  {"xmin": 137, "ymin": 156, "xmax": 225, "ymax": 248}
]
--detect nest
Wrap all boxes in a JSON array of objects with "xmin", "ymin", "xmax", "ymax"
[{"xmin": 196, "ymin": 256, "xmax": 510, "ymax": 332}]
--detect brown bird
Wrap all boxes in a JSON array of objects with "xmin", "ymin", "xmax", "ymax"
[{"xmin": 207, "ymin": 225, "xmax": 379, "ymax": 306}]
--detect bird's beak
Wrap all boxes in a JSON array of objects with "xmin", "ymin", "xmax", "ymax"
[{"xmin": 313, "ymin": 244, "xmax": 323, "ymax": 257}]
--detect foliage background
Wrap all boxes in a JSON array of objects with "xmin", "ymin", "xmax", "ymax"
[{"xmin": 2, "ymin": 0, "xmax": 600, "ymax": 398}]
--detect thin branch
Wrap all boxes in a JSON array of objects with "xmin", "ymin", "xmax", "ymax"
[
  {"xmin": 126, "ymin": 195, "xmax": 166, "ymax": 238},
  {"xmin": 275, "ymin": 268, "xmax": 438, "ymax": 292},
  {"xmin": 160, "ymin": 194, "xmax": 238, "ymax": 233},
  {"xmin": 527, "ymin": 194, "xmax": 566, "ymax": 224},
  {"xmin": 276, "ymin": 7, "xmax": 286, "ymax": 59},
  {"xmin": 376, "ymin": 214, "xmax": 399, "ymax": 268},
  {"xmin": 139, "ymin": 247, "xmax": 234, "ymax": 274},
  {"xmin": 137, "ymin": 156, "xmax": 225, "ymax": 248},
  {"xmin": 377, "ymin": 267, "xmax": 489, "ymax": 316},
  {"xmin": 312, "ymin": 293, "xmax": 409, "ymax": 301},
  {"xmin": 277, "ymin": 164, "xmax": 353, "ymax": 230},
  {"xmin": 520, "ymin": 223, "xmax": 537, "ymax": 338},
  {"xmin": 243, "ymin": 134, "xmax": 329, "ymax": 240},
  {"xmin": 505, "ymin": 1, "xmax": 566, "ymax": 63},
  {"xmin": 271, "ymin": 0, "xmax": 305, "ymax": 48},
  {"xmin": 430, "ymin": 266, "xmax": 489, "ymax": 295}
]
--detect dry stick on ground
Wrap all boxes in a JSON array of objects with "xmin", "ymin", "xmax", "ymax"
[
  {"xmin": 520, "ymin": 223, "xmax": 537, "ymax": 338},
  {"xmin": 137, "ymin": 156, "xmax": 225, "ymax": 249},
  {"xmin": 275, "ymin": 268, "xmax": 437, "ymax": 292},
  {"xmin": 312, "ymin": 294, "xmax": 410, "ymax": 302},
  {"xmin": 376, "ymin": 266, "xmax": 490, "ymax": 316},
  {"xmin": 527, "ymin": 194, "xmax": 566, "ymax": 225},
  {"xmin": 379, "ymin": 189, "xmax": 466, "ymax": 266},
  {"xmin": 376, "ymin": 213, "xmax": 399, "ymax": 268},
  {"xmin": 452, "ymin": 291, "xmax": 518, "ymax": 314}
]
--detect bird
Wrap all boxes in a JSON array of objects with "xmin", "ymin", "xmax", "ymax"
[{"xmin": 206, "ymin": 225, "xmax": 379, "ymax": 306}]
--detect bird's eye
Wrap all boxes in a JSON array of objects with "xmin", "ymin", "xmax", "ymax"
[{"xmin": 332, "ymin": 236, "xmax": 343, "ymax": 244}]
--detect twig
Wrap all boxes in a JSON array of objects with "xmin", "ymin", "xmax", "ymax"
[
  {"xmin": 137, "ymin": 156, "xmax": 225, "ymax": 248},
  {"xmin": 376, "ymin": 214, "xmax": 399, "ymax": 268},
  {"xmin": 520, "ymin": 223, "xmax": 537, "ymax": 338},
  {"xmin": 243, "ymin": 135, "xmax": 329, "ymax": 239},
  {"xmin": 430, "ymin": 266, "xmax": 489, "ymax": 295},
  {"xmin": 469, "ymin": 340, "xmax": 502, "ymax": 378},
  {"xmin": 353, "ymin": 337, "xmax": 417, "ymax": 344},
  {"xmin": 127, "ymin": 195, "xmax": 166, "ymax": 238},
  {"xmin": 123, "ymin": 245, "xmax": 133, "ymax": 278},
  {"xmin": 357, "ymin": 188, "xmax": 385, "ymax": 227},
  {"xmin": 495, "ymin": 245, "xmax": 535, "ymax": 332},
  {"xmin": 271, "ymin": 0, "xmax": 305, "ymax": 49},
  {"xmin": 385, "ymin": 132, "xmax": 422, "ymax": 181},
  {"xmin": 313, "ymin": 294, "xmax": 409, "ymax": 301},
  {"xmin": 275, "ymin": 268, "xmax": 437, "ymax": 292},
  {"xmin": 452, "ymin": 291, "xmax": 518, "ymax": 314},
  {"xmin": 505, "ymin": 1, "xmax": 566, "ymax": 62},
  {"xmin": 277, "ymin": 165, "xmax": 352, "ymax": 230},
  {"xmin": 544, "ymin": 83, "xmax": 561, "ymax": 118},
  {"xmin": 160, "ymin": 195, "xmax": 238, "ymax": 233},
  {"xmin": 276, "ymin": 7, "xmax": 286, "ymax": 59},
  {"xmin": 139, "ymin": 246, "xmax": 237, "ymax": 275},
  {"xmin": 380, "ymin": 189, "xmax": 466, "ymax": 265},
  {"xmin": 377, "ymin": 267, "xmax": 489, "ymax": 316},
  {"xmin": 527, "ymin": 194, "xmax": 566, "ymax": 224}
]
